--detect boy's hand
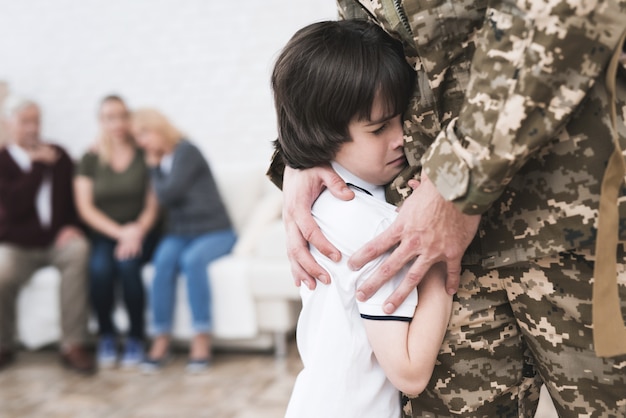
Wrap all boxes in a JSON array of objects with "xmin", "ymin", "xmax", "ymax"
[
  {"xmin": 350, "ymin": 174, "xmax": 480, "ymax": 313},
  {"xmin": 282, "ymin": 165, "xmax": 355, "ymax": 289}
]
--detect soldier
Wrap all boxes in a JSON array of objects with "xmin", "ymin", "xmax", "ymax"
[{"xmin": 269, "ymin": 1, "xmax": 626, "ymax": 416}]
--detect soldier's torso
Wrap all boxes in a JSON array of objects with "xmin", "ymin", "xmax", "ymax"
[{"xmin": 341, "ymin": 0, "xmax": 626, "ymax": 267}]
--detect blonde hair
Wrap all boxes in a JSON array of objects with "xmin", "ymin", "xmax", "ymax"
[
  {"xmin": 97, "ymin": 95, "xmax": 134, "ymax": 165},
  {"xmin": 131, "ymin": 107, "xmax": 183, "ymax": 148}
]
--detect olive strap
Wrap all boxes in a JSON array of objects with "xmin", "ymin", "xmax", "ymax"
[{"xmin": 592, "ymin": 30, "xmax": 626, "ymax": 358}]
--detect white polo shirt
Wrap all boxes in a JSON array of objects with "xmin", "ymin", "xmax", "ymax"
[{"xmin": 286, "ymin": 162, "xmax": 418, "ymax": 418}]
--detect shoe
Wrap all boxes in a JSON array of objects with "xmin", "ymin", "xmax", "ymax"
[
  {"xmin": 97, "ymin": 335, "xmax": 117, "ymax": 368},
  {"xmin": 186, "ymin": 358, "xmax": 211, "ymax": 374},
  {"xmin": 60, "ymin": 345, "xmax": 96, "ymax": 375},
  {"xmin": 120, "ymin": 338, "xmax": 144, "ymax": 369},
  {"xmin": 0, "ymin": 348, "xmax": 16, "ymax": 371},
  {"xmin": 140, "ymin": 353, "xmax": 169, "ymax": 374}
]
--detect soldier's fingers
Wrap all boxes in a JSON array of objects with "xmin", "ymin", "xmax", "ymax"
[
  {"xmin": 349, "ymin": 222, "xmax": 403, "ymax": 271},
  {"xmin": 407, "ymin": 179, "xmax": 420, "ymax": 190},
  {"xmin": 286, "ymin": 246, "xmax": 326, "ymax": 287},
  {"xmin": 284, "ymin": 185, "xmax": 341, "ymax": 264},
  {"xmin": 355, "ymin": 238, "xmax": 421, "ymax": 302},
  {"xmin": 285, "ymin": 221, "xmax": 331, "ymax": 285},
  {"xmin": 321, "ymin": 168, "xmax": 354, "ymax": 202},
  {"xmin": 445, "ymin": 257, "xmax": 462, "ymax": 295},
  {"xmin": 289, "ymin": 260, "xmax": 317, "ymax": 290},
  {"xmin": 381, "ymin": 256, "xmax": 437, "ymax": 314},
  {"xmin": 298, "ymin": 216, "xmax": 341, "ymax": 264}
]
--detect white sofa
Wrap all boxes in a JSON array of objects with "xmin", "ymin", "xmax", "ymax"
[{"xmin": 16, "ymin": 162, "xmax": 301, "ymax": 356}]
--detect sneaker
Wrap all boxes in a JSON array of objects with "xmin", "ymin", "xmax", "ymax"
[
  {"xmin": 185, "ymin": 358, "xmax": 212, "ymax": 374},
  {"xmin": 140, "ymin": 353, "xmax": 169, "ymax": 374},
  {"xmin": 97, "ymin": 336, "xmax": 117, "ymax": 368},
  {"xmin": 120, "ymin": 338, "xmax": 144, "ymax": 369}
]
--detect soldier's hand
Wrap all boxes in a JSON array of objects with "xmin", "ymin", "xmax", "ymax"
[
  {"xmin": 350, "ymin": 174, "xmax": 480, "ymax": 313},
  {"xmin": 283, "ymin": 165, "xmax": 355, "ymax": 289}
]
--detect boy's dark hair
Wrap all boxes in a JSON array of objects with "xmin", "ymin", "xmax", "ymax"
[{"xmin": 271, "ymin": 20, "xmax": 415, "ymax": 169}]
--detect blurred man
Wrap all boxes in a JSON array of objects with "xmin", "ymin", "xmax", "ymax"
[{"xmin": 0, "ymin": 96, "xmax": 94, "ymax": 374}]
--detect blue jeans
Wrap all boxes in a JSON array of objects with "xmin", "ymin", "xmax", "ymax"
[
  {"xmin": 149, "ymin": 229, "xmax": 236, "ymax": 335},
  {"xmin": 89, "ymin": 233, "xmax": 153, "ymax": 340}
]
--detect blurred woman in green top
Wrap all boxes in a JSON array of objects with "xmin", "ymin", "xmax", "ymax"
[{"xmin": 74, "ymin": 95, "xmax": 159, "ymax": 369}]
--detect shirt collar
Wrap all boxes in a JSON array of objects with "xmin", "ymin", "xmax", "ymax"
[
  {"xmin": 160, "ymin": 152, "xmax": 174, "ymax": 174},
  {"xmin": 6, "ymin": 144, "xmax": 32, "ymax": 171},
  {"xmin": 331, "ymin": 161, "xmax": 386, "ymax": 201}
]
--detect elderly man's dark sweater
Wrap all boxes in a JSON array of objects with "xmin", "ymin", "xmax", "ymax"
[{"xmin": 0, "ymin": 144, "xmax": 80, "ymax": 248}]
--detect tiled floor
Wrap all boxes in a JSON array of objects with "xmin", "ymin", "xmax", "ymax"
[
  {"xmin": 0, "ymin": 345, "xmax": 302, "ymax": 418},
  {"xmin": 0, "ymin": 343, "xmax": 557, "ymax": 418}
]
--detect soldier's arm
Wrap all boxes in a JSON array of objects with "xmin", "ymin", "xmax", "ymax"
[
  {"xmin": 422, "ymin": 1, "xmax": 626, "ymax": 215},
  {"xmin": 337, "ymin": 0, "xmax": 370, "ymax": 20},
  {"xmin": 352, "ymin": 2, "xmax": 626, "ymax": 306}
]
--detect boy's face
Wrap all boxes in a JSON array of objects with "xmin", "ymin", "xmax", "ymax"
[{"xmin": 336, "ymin": 95, "xmax": 407, "ymax": 186}]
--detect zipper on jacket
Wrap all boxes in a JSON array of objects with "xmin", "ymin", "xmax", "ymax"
[{"xmin": 393, "ymin": 0, "xmax": 412, "ymax": 35}]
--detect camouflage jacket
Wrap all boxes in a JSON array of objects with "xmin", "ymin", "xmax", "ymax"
[{"xmin": 336, "ymin": 0, "xmax": 626, "ymax": 268}]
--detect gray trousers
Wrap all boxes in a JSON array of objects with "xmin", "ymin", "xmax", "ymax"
[{"xmin": 0, "ymin": 237, "xmax": 90, "ymax": 349}]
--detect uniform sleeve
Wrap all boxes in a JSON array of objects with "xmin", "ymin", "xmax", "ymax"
[
  {"xmin": 266, "ymin": 146, "xmax": 285, "ymax": 190},
  {"xmin": 422, "ymin": 1, "xmax": 626, "ymax": 215},
  {"xmin": 337, "ymin": 0, "xmax": 371, "ymax": 20}
]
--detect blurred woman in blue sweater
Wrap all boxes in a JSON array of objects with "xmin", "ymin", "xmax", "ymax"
[{"xmin": 132, "ymin": 108, "xmax": 236, "ymax": 373}]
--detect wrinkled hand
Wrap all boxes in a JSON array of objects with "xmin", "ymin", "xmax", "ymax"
[
  {"xmin": 54, "ymin": 226, "xmax": 83, "ymax": 249},
  {"xmin": 350, "ymin": 174, "xmax": 480, "ymax": 313},
  {"xmin": 282, "ymin": 165, "xmax": 355, "ymax": 289},
  {"xmin": 27, "ymin": 144, "xmax": 60, "ymax": 165}
]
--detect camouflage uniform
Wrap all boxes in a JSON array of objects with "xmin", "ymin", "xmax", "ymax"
[
  {"xmin": 269, "ymin": 0, "xmax": 626, "ymax": 416},
  {"xmin": 333, "ymin": 1, "xmax": 626, "ymax": 417}
]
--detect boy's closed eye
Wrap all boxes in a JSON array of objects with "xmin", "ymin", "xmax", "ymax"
[{"xmin": 371, "ymin": 123, "xmax": 389, "ymax": 135}]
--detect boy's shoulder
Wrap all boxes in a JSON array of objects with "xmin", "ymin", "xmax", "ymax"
[{"xmin": 312, "ymin": 188, "xmax": 397, "ymax": 255}]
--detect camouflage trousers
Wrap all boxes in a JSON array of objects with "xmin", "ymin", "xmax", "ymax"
[{"xmin": 402, "ymin": 244, "xmax": 626, "ymax": 418}]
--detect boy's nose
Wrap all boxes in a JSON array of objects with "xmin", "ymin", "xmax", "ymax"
[{"xmin": 390, "ymin": 127, "xmax": 404, "ymax": 148}]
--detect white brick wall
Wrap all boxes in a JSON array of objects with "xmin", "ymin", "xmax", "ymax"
[{"xmin": 0, "ymin": 0, "xmax": 336, "ymax": 164}]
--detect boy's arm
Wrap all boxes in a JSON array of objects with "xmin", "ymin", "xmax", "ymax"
[{"xmin": 363, "ymin": 266, "xmax": 452, "ymax": 396}]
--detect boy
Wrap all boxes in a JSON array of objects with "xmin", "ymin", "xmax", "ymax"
[{"xmin": 272, "ymin": 20, "xmax": 453, "ymax": 418}]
